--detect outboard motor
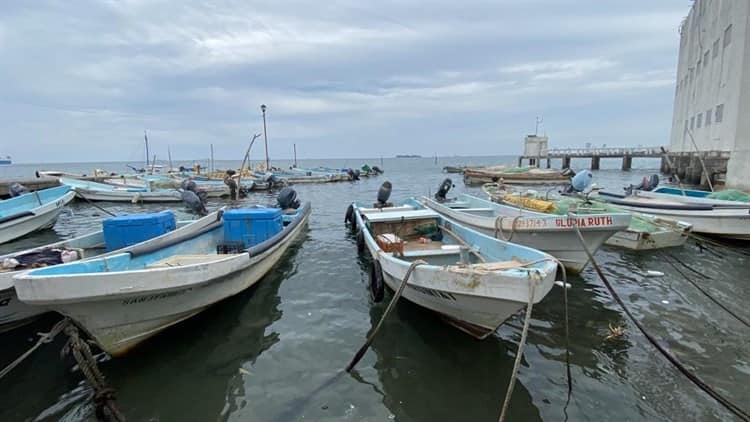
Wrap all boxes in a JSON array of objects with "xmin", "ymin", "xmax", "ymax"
[
  {"xmin": 570, "ymin": 170, "xmax": 593, "ymax": 193},
  {"xmin": 376, "ymin": 181, "xmax": 392, "ymax": 208},
  {"xmin": 277, "ymin": 187, "xmax": 300, "ymax": 210},
  {"xmin": 9, "ymin": 183, "xmax": 29, "ymax": 197},
  {"xmin": 223, "ymin": 170, "xmax": 239, "ymax": 198},
  {"xmin": 372, "ymin": 166, "xmax": 384, "ymax": 174},
  {"xmin": 347, "ymin": 168, "xmax": 360, "ymax": 181},
  {"xmin": 181, "ymin": 190, "xmax": 208, "ymax": 216},
  {"xmin": 627, "ymin": 174, "xmax": 660, "ymax": 194},
  {"xmin": 434, "ymin": 178, "xmax": 453, "ymax": 202},
  {"xmin": 181, "ymin": 178, "xmax": 198, "ymax": 193},
  {"xmin": 353, "ymin": 169, "xmax": 361, "ymax": 180}
]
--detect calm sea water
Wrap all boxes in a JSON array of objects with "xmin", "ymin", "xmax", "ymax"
[{"xmin": 0, "ymin": 157, "xmax": 748, "ymax": 421}]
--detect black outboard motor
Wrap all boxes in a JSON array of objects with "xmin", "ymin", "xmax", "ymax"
[
  {"xmin": 181, "ymin": 190, "xmax": 208, "ymax": 216},
  {"xmin": 627, "ymin": 174, "xmax": 660, "ymax": 194},
  {"xmin": 353, "ymin": 169, "xmax": 361, "ymax": 180},
  {"xmin": 181, "ymin": 179, "xmax": 198, "ymax": 193},
  {"xmin": 372, "ymin": 166, "xmax": 384, "ymax": 174},
  {"xmin": 376, "ymin": 181, "xmax": 392, "ymax": 208},
  {"xmin": 434, "ymin": 178, "xmax": 453, "ymax": 202},
  {"xmin": 9, "ymin": 183, "xmax": 29, "ymax": 197},
  {"xmin": 347, "ymin": 168, "xmax": 360, "ymax": 181},
  {"xmin": 277, "ymin": 187, "xmax": 300, "ymax": 210}
]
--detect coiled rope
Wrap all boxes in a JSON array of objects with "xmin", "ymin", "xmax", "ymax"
[
  {"xmin": 494, "ymin": 215, "xmax": 522, "ymax": 242},
  {"xmin": 568, "ymin": 212, "xmax": 750, "ymax": 421}
]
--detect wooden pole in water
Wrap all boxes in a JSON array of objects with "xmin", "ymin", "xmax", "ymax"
[
  {"xmin": 144, "ymin": 130, "xmax": 150, "ymax": 168},
  {"xmin": 150, "ymin": 154, "xmax": 157, "ymax": 174},
  {"xmin": 293, "ymin": 143, "xmax": 297, "ymax": 168},
  {"xmin": 210, "ymin": 144, "xmax": 215, "ymax": 173},
  {"xmin": 168, "ymin": 145, "xmax": 173, "ymax": 172},
  {"xmin": 261, "ymin": 104, "xmax": 270, "ymax": 171}
]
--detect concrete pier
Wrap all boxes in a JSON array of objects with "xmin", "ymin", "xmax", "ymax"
[
  {"xmin": 660, "ymin": 150, "xmax": 729, "ymax": 187},
  {"xmin": 519, "ymin": 146, "xmax": 662, "ymax": 170}
]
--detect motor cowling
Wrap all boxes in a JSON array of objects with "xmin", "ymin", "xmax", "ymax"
[
  {"xmin": 372, "ymin": 166, "xmax": 383, "ymax": 174},
  {"xmin": 181, "ymin": 190, "xmax": 207, "ymax": 215},
  {"xmin": 9, "ymin": 183, "xmax": 29, "ymax": 197},
  {"xmin": 377, "ymin": 181, "xmax": 392, "ymax": 206},
  {"xmin": 434, "ymin": 178, "xmax": 453, "ymax": 202},
  {"xmin": 570, "ymin": 170, "xmax": 593, "ymax": 192},
  {"xmin": 181, "ymin": 179, "xmax": 198, "ymax": 193},
  {"xmin": 277, "ymin": 187, "xmax": 300, "ymax": 209}
]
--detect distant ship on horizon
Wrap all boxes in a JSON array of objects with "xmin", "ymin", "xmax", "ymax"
[
  {"xmin": 0, "ymin": 155, "xmax": 11, "ymax": 165},
  {"xmin": 395, "ymin": 154, "xmax": 422, "ymax": 158}
]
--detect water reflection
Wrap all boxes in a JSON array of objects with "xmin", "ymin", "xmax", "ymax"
[{"xmin": 366, "ymin": 296, "xmax": 541, "ymax": 422}]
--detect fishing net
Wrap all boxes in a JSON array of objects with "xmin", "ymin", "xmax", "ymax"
[
  {"xmin": 706, "ymin": 189, "xmax": 750, "ymax": 202},
  {"xmin": 501, "ymin": 166, "xmax": 533, "ymax": 173}
]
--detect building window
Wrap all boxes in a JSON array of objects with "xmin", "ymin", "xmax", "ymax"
[
  {"xmin": 690, "ymin": 116, "xmax": 695, "ymax": 130},
  {"xmin": 715, "ymin": 104, "xmax": 724, "ymax": 122},
  {"xmin": 713, "ymin": 39, "xmax": 720, "ymax": 58},
  {"xmin": 724, "ymin": 24, "xmax": 733, "ymax": 48},
  {"xmin": 704, "ymin": 51, "xmax": 710, "ymax": 68},
  {"xmin": 706, "ymin": 109, "xmax": 712, "ymax": 125},
  {"xmin": 697, "ymin": 113, "xmax": 703, "ymax": 128}
]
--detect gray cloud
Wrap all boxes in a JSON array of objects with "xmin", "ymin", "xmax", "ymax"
[{"xmin": 0, "ymin": 0, "xmax": 688, "ymax": 162}]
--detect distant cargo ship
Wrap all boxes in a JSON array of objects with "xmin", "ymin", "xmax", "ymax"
[
  {"xmin": 395, "ymin": 154, "xmax": 421, "ymax": 158},
  {"xmin": 0, "ymin": 155, "xmax": 11, "ymax": 165}
]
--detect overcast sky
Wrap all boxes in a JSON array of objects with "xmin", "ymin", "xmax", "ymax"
[{"xmin": 1, "ymin": 0, "xmax": 690, "ymax": 163}]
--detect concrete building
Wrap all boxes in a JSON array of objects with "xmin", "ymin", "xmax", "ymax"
[
  {"xmin": 669, "ymin": 0, "xmax": 750, "ymax": 188},
  {"xmin": 521, "ymin": 135, "xmax": 548, "ymax": 167}
]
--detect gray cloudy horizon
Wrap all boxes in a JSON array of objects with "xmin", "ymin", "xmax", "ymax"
[{"xmin": 1, "ymin": 1, "xmax": 688, "ymax": 163}]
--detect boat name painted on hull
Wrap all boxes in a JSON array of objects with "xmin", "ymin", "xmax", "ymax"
[
  {"xmin": 554, "ymin": 216, "xmax": 614, "ymax": 228},
  {"xmin": 411, "ymin": 284, "xmax": 456, "ymax": 301},
  {"xmin": 121, "ymin": 289, "xmax": 188, "ymax": 305}
]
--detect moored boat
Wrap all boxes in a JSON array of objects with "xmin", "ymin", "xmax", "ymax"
[
  {"xmin": 60, "ymin": 177, "xmax": 183, "ymax": 202},
  {"xmin": 483, "ymin": 185, "xmax": 693, "ymax": 251},
  {"xmin": 422, "ymin": 193, "xmax": 631, "ymax": 272},
  {"xmin": 347, "ymin": 194, "xmax": 558, "ymax": 338},
  {"xmin": 594, "ymin": 190, "xmax": 750, "ymax": 240},
  {"xmin": 0, "ymin": 185, "xmax": 76, "ymax": 245},
  {"xmin": 15, "ymin": 191, "xmax": 311, "ymax": 355},
  {"xmin": 463, "ymin": 166, "xmax": 570, "ymax": 186},
  {"xmin": 1, "ymin": 211, "xmax": 195, "ymax": 332}
]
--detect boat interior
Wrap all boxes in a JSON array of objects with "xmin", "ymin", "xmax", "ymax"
[{"xmin": 0, "ymin": 185, "xmax": 70, "ymax": 218}]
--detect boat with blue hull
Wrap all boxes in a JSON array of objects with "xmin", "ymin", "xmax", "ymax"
[
  {"xmin": 0, "ymin": 212, "xmax": 199, "ymax": 332},
  {"xmin": 0, "ymin": 185, "xmax": 76, "ymax": 245},
  {"xmin": 348, "ymin": 196, "xmax": 558, "ymax": 339},
  {"xmin": 60, "ymin": 177, "xmax": 183, "ymax": 202},
  {"xmin": 15, "ymin": 195, "xmax": 311, "ymax": 356}
]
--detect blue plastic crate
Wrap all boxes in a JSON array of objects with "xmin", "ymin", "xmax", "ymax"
[
  {"xmin": 103, "ymin": 211, "xmax": 176, "ymax": 251},
  {"xmin": 223, "ymin": 208, "xmax": 283, "ymax": 249}
]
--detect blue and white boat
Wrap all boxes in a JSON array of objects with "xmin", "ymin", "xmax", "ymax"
[
  {"xmin": 347, "ymin": 196, "xmax": 558, "ymax": 339},
  {"xmin": 0, "ymin": 211, "xmax": 197, "ymax": 333},
  {"xmin": 60, "ymin": 177, "xmax": 183, "ymax": 202},
  {"xmin": 0, "ymin": 185, "xmax": 76, "ymax": 245},
  {"xmin": 15, "ymin": 194, "xmax": 311, "ymax": 356},
  {"xmin": 0, "ymin": 155, "xmax": 10, "ymax": 165}
]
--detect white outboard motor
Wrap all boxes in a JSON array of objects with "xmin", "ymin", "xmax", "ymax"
[
  {"xmin": 570, "ymin": 170, "xmax": 593, "ymax": 193},
  {"xmin": 9, "ymin": 183, "xmax": 29, "ymax": 197},
  {"xmin": 434, "ymin": 178, "xmax": 453, "ymax": 202},
  {"xmin": 277, "ymin": 187, "xmax": 300, "ymax": 210}
]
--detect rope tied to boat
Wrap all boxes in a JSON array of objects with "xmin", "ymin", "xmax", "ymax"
[
  {"xmin": 498, "ymin": 270, "xmax": 539, "ymax": 422},
  {"xmin": 567, "ymin": 212, "xmax": 750, "ymax": 421},
  {"xmin": 494, "ymin": 215, "xmax": 521, "ymax": 242},
  {"xmin": 62, "ymin": 325, "xmax": 127, "ymax": 422},
  {"xmin": 346, "ymin": 259, "xmax": 427, "ymax": 372},
  {"xmin": 0, "ymin": 318, "xmax": 70, "ymax": 380}
]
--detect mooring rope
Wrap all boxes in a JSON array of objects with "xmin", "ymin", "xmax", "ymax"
[
  {"xmin": 498, "ymin": 271, "xmax": 538, "ymax": 422},
  {"xmin": 0, "ymin": 318, "xmax": 70, "ymax": 380},
  {"xmin": 568, "ymin": 212, "xmax": 750, "ymax": 421},
  {"xmin": 494, "ymin": 215, "xmax": 521, "ymax": 242},
  {"xmin": 62, "ymin": 325, "xmax": 127, "ymax": 422},
  {"xmin": 661, "ymin": 253, "xmax": 750, "ymax": 328},
  {"xmin": 346, "ymin": 260, "xmax": 427, "ymax": 372}
]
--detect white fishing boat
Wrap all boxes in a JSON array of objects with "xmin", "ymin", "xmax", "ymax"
[
  {"xmin": 15, "ymin": 190, "xmax": 311, "ymax": 356},
  {"xmin": 60, "ymin": 177, "xmax": 183, "ymax": 202},
  {"xmin": 0, "ymin": 185, "xmax": 76, "ymax": 245},
  {"xmin": 348, "ymin": 196, "xmax": 558, "ymax": 339},
  {"xmin": 595, "ymin": 190, "xmax": 750, "ymax": 240},
  {"xmin": 0, "ymin": 212, "xmax": 195, "ymax": 332},
  {"xmin": 422, "ymin": 193, "xmax": 631, "ymax": 272},
  {"xmin": 483, "ymin": 186, "xmax": 693, "ymax": 251}
]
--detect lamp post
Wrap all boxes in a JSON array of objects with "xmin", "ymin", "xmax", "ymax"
[{"xmin": 261, "ymin": 104, "xmax": 270, "ymax": 171}]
